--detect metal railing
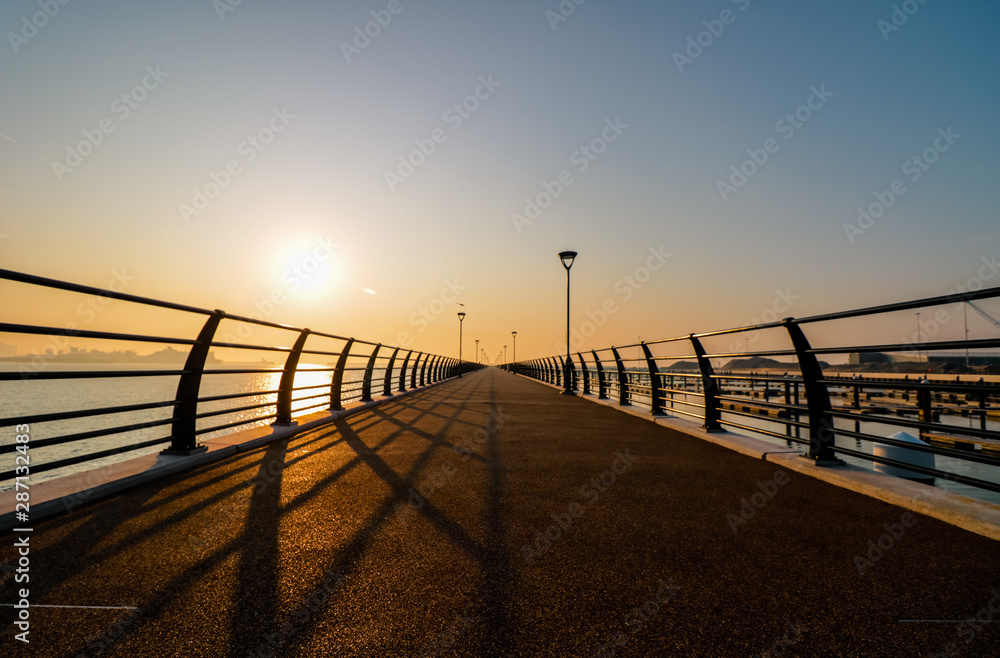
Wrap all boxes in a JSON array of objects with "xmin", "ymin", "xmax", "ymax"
[
  {"xmin": 508, "ymin": 287, "xmax": 1000, "ymax": 496},
  {"xmin": 0, "ymin": 269, "xmax": 476, "ymax": 483}
]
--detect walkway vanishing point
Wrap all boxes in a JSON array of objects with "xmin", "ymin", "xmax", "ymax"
[{"xmin": 3, "ymin": 368, "xmax": 1000, "ymax": 657}]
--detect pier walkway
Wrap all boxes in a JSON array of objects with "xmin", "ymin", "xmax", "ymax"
[{"xmin": 2, "ymin": 368, "xmax": 999, "ymax": 657}]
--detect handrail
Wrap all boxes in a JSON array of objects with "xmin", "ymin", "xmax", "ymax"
[
  {"xmin": 509, "ymin": 287, "xmax": 1000, "ymax": 497},
  {"xmin": 0, "ymin": 269, "xmax": 478, "ymax": 483}
]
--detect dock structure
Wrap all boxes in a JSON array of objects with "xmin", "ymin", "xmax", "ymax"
[{"xmin": 3, "ymin": 368, "xmax": 999, "ymax": 656}]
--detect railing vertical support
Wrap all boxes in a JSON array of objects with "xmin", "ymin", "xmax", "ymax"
[
  {"xmin": 274, "ymin": 329, "xmax": 312, "ymax": 424},
  {"xmin": 784, "ymin": 319, "xmax": 842, "ymax": 464},
  {"xmin": 329, "ymin": 337, "xmax": 355, "ymax": 412},
  {"xmin": 419, "ymin": 353, "xmax": 428, "ymax": 387},
  {"xmin": 578, "ymin": 352, "xmax": 590, "ymax": 395},
  {"xmin": 360, "ymin": 344, "xmax": 380, "ymax": 403},
  {"xmin": 555, "ymin": 356, "xmax": 564, "ymax": 387},
  {"xmin": 165, "ymin": 310, "xmax": 224, "ymax": 454},
  {"xmin": 399, "ymin": 350, "xmax": 412, "ymax": 392},
  {"xmin": 411, "ymin": 352, "xmax": 422, "ymax": 389},
  {"xmin": 689, "ymin": 335, "xmax": 722, "ymax": 431},
  {"xmin": 611, "ymin": 347, "xmax": 629, "ymax": 406},
  {"xmin": 592, "ymin": 350, "xmax": 607, "ymax": 399},
  {"xmin": 383, "ymin": 347, "xmax": 399, "ymax": 397},
  {"xmin": 640, "ymin": 342, "xmax": 664, "ymax": 415}
]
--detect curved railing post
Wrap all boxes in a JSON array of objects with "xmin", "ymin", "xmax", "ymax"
[
  {"xmin": 165, "ymin": 310, "xmax": 224, "ymax": 454},
  {"xmin": 611, "ymin": 347, "xmax": 629, "ymax": 406},
  {"xmin": 577, "ymin": 352, "xmax": 589, "ymax": 394},
  {"xmin": 555, "ymin": 356, "xmax": 564, "ymax": 387},
  {"xmin": 275, "ymin": 328, "xmax": 312, "ymax": 425},
  {"xmin": 689, "ymin": 335, "xmax": 722, "ymax": 431},
  {"xmin": 411, "ymin": 352, "xmax": 422, "ymax": 389},
  {"xmin": 427, "ymin": 355, "xmax": 438, "ymax": 383},
  {"xmin": 329, "ymin": 337, "xmax": 355, "ymax": 412},
  {"xmin": 360, "ymin": 343, "xmax": 380, "ymax": 403},
  {"xmin": 398, "ymin": 350, "xmax": 412, "ymax": 392},
  {"xmin": 383, "ymin": 347, "xmax": 399, "ymax": 397},
  {"xmin": 592, "ymin": 350, "xmax": 607, "ymax": 399},
  {"xmin": 784, "ymin": 318, "xmax": 842, "ymax": 464},
  {"xmin": 641, "ymin": 342, "xmax": 664, "ymax": 415}
]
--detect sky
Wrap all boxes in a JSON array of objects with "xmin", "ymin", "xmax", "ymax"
[{"xmin": 1, "ymin": 0, "xmax": 999, "ymax": 364}]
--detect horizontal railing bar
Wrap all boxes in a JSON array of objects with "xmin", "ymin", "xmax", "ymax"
[
  {"xmin": 193, "ymin": 400, "xmax": 277, "ymax": 421},
  {"xmin": 0, "ymin": 435, "xmax": 174, "ymax": 481},
  {"xmin": 828, "ymin": 424, "xmax": 1000, "ymax": 467},
  {"xmin": 0, "ymin": 369, "xmax": 184, "ymax": 381},
  {"xmin": 796, "ymin": 285, "xmax": 1000, "ymax": 326},
  {"xmin": 0, "ymin": 399, "xmax": 179, "ymax": 427},
  {"xmin": 0, "ymin": 268, "xmax": 214, "ymax": 316},
  {"xmin": 0, "ymin": 322, "xmax": 198, "ymax": 346},
  {"xmin": 0, "ymin": 417, "xmax": 175, "ymax": 453},
  {"xmin": 830, "ymin": 445, "xmax": 1000, "ymax": 494},
  {"xmin": 719, "ymin": 407, "xmax": 810, "ymax": 429},
  {"xmin": 194, "ymin": 413, "xmax": 279, "ymax": 436},
  {"xmin": 809, "ymin": 338, "xmax": 1000, "ymax": 356},
  {"xmin": 717, "ymin": 417, "xmax": 809, "ymax": 444},
  {"xmin": 827, "ymin": 408, "xmax": 1000, "ymax": 441}
]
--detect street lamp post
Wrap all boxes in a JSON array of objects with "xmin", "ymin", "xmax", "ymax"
[
  {"xmin": 457, "ymin": 312, "xmax": 466, "ymax": 377},
  {"xmin": 512, "ymin": 331, "xmax": 517, "ymax": 367},
  {"xmin": 504, "ymin": 345, "xmax": 507, "ymax": 364},
  {"xmin": 475, "ymin": 339, "xmax": 479, "ymax": 364},
  {"xmin": 559, "ymin": 251, "xmax": 577, "ymax": 395}
]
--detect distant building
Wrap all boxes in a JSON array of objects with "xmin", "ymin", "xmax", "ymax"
[{"xmin": 0, "ymin": 342, "xmax": 17, "ymax": 358}]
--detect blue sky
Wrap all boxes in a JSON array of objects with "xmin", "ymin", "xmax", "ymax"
[{"xmin": 1, "ymin": 0, "xmax": 998, "ymax": 361}]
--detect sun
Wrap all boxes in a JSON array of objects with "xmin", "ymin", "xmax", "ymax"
[{"xmin": 273, "ymin": 236, "xmax": 339, "ymax": 299}]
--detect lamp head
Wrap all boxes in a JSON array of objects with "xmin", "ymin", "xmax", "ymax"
[
  {"xmin": 558, "ymin": 250, "xmax": 578, "ymax": 270},
  {"xmin": 457, "ymin": 312, "xmax": 466, "ymax": 321},
  {"xmin": 512, "ymin": 331, "xmax": 517, "ymax": 337}
]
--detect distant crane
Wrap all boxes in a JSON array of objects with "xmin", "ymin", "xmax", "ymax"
[
  {"xmin": 967, "ymin": 300, "xmax": 1000, "ymax": 331},
  {"xmin": 962, "ymin": 300, "xmax": 1000, "ymax": 367}
]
